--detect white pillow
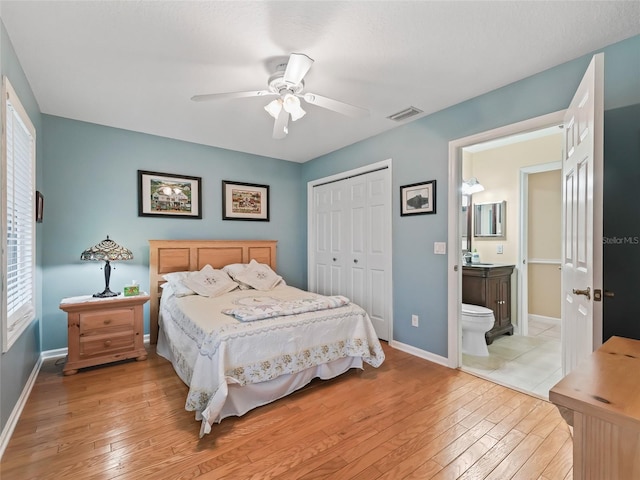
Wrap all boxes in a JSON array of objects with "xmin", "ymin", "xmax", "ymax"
[
  {"xmin": 222, "ymin": 263, "xmax": 253, "ymax": 290},
  {"xmin": 161, "ymin": 271, "xmax": 196, "ymax": 297},
  {"xmin": 183, "ymin": 264, "xmax": 239, "ymax": 297},
  {"xmin": 233, "ymin": 259, "xmax": 283, "ymax": 291}
]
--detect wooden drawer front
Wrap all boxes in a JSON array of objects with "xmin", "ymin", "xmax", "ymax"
[
  {"xmin": 80, "ymin": 308, "xmax": 134, "ymax": 334},
  {"xmin": 80, "ymin": 331, "xmax": 134, "ymax": 358}
]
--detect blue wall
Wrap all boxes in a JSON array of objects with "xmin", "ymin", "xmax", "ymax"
[
  {"xmin": 2, "ymin": 11, "xmax": 638, "ymax": 445},
  {"xmin": 0, "ymin": 20, "xmax": 42, "ymax": 436},
  {"xmin": 40, "ymin": 116, "xmax": 305, "ymax": 350},
  {"xmin": 302, "ymin": 35, "xmax": 640, "ymax": 356}
]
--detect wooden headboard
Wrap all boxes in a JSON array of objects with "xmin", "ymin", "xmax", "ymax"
[{"xmin": 148, "ymin": 239, "xmax": 277, "ymax": 344}]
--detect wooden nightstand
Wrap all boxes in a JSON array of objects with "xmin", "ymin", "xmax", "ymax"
[{"xmin": 60, "ymin": 294, "xmax": 150, "ymax": 375}]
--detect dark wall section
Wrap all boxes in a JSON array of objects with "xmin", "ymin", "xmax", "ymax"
[{"xmin": 603, "ymin": 103, "xmax": 640, "ymax": 341}]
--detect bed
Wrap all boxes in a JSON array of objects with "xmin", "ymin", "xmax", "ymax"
[{"xmin": 149, "ymin": 239, "xmax": 385, "ymax": 436}]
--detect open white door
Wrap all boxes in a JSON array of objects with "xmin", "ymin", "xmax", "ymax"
[{"xmin": 561, "ymin": 54, "xmax": 604, "ymax": 375}]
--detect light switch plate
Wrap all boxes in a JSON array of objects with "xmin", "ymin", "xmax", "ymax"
[{"xmin": 434, "ymin": 242, "xmax": 446, "ymax": 254}]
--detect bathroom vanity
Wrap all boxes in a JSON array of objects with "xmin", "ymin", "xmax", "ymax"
[{"xmin": 462, "ymin": 264, "xmax": 515, "ymax": 344}]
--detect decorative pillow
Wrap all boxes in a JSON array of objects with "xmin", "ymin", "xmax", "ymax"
[
  {"xmin": 183, "ymin": 264, "xmax": 239, "ymax": 297},
  {"xmin": 222, "ymin": 263, "xmax": 253, "ymax": 290},
  {"xmin": 161, "ymin": 271, "xmax": 196, "ymax": 297},
  {"xmin": 233, "ymin": 259, "xmax": 283, "ymax": 291}
]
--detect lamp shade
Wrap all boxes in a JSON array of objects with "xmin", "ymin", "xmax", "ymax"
[
  {"xmin": 81, "ymin": 236, "xmax": 133, "ymax": 297},
  {"xmin": 282, "ymin": 93, "xmax": 306, "ymax": 121},
  {"xmin": 264, "ymin": 98, "xmax": 283, "ymax": 119},
  {"xmin": 81, "ymin": 236, "xmax": 133, "ymax": 262}
]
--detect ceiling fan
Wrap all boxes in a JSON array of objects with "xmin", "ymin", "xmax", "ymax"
[{"xmin": 191, "ymin": 53, "xmax": 369, "ymax": 139}]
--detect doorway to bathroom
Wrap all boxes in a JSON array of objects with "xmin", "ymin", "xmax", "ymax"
[
  {"xmin": 451, "ymin": 116, "xmax": 565, "ymax": 399},
  {"xmin": 462, "ymin": 147, "xmax": 563, "ymax": 398},
  {"xmin": 447, "ymin": 54, "xmax": 604, "ymax": 399}
]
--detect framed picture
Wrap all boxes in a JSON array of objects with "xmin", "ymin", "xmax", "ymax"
[
  {"xmin": 138, "ymin": 170, "xmax": 202, "ymax": 219},
  {"xmin": 400, "ymin": 180, "xmax": 436, "ymax": 216},
  {"xmin": 222, "ymin": 180, "xmax": 270, "ymax": 221},
  {"xmin": 35, "ymin": 191, "xmax": 44, "ymax": 223}
]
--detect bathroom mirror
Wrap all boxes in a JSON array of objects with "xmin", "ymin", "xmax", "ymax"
[
  {"xmin": 461, "ymin": 195, "xmax": 471, "ymax": 252},
  {"xmin": 474, "ymin": 201, "xmax": 506, "ymax": 237}
]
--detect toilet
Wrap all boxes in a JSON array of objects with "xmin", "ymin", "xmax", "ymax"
[{"xmin": 461, "ymin": 303, "xmax": 495, "ymax": 356}]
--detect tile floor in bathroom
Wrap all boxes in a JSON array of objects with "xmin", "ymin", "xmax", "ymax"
[{"xmin": 462, "ymin": 317, "xmax": 562, "ymax": 400}]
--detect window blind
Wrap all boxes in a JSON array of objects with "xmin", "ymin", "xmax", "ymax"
[{"xmin": 2, "ymin": 77, "xmax": 36, "ymax": 351}]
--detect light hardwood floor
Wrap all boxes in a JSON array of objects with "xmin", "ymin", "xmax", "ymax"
[{"xmin": 0, "ymin": 342, "xmax": 572, "ymax": 479}]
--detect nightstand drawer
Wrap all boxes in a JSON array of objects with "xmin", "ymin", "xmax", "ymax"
[
  {"xmin": 80, "ymin": 331, "xmax": 134, "ymax": 358},
  {"xmin": 80, "ymin": 308, "xmax": 134, "ymax": 334}
]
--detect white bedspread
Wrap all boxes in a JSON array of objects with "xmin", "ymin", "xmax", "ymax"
[{"xmin": 157, "ymin": 284, "xmax": 385, "ymax": 436}]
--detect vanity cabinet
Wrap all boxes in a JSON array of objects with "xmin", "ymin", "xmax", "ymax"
[{"xmin": 462, "ymin": 264, "xmax": 515, "ymax": 344}]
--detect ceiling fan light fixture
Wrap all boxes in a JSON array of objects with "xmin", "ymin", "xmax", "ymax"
[
  {"xmin": 282, "ymin": 93, "xmax": 306, "ymax": 121},
  {"xmin": 264, "ymin": 98, "xmax": 283, "ymax": 119}
]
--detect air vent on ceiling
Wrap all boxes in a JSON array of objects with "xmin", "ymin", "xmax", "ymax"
[{"xmin": 387, "ymin": 106, "xmax": 423, "ymax": 122}]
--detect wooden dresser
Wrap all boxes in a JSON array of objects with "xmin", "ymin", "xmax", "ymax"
[
  {"xmin": 549, "ymin": 336, "xmax": 640, "ymax": 480},
  {"xmin": 60, "ymin": 294, "xmax": 149, "ymax": 375},
  {"xmin": 462, "ymin": 264, "xmax": 515, "ymax": 344}
]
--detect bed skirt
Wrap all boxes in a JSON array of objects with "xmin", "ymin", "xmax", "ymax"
[{"xmin": 157, "ymin": 326, "xmax": 363, "ymax": 435}]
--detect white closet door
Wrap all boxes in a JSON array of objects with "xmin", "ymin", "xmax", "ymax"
[
  {"xmin": 347, "ymin": 175, "xmax": 367, "ymax": 309},
  {"xmin": 311, "ymin": 167, "xmax": 391, "ymax": 340},
  {"xmin": 313, "ymin": 181, "xmax": 346, "ymax": 296},
  {"xmin": 363, "ymin": 170, "xmax": 390, "ymax": 340}
]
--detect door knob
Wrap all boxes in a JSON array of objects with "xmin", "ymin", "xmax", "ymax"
[
  {"xmin": 572, "ymin": 287, "xmax": 591, "ymax": 300},
  {"xmin": 354, "ymin": 259, "xmax": 358, "ymax": 263},
  {"xmin": 332, "ymin": 258, "xmax": 337, "ymax": 261}
]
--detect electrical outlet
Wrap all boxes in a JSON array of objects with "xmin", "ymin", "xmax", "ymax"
[
  {"xmin": 496, "ymin": 244, "xmax": 504, "ymax": 254},
  {"xmin": 411, "ymin": 314, "xmax": 419, "ymax": 327}
]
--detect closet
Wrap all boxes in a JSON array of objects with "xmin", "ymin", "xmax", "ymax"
[{"xmin": 309, "ymin": 165, "xmax": 391, "ymax": 340}]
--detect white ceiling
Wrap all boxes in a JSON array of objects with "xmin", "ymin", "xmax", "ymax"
[{"xmin": 1, "ymin": 1, "xmax": 638, "ymax": 163}]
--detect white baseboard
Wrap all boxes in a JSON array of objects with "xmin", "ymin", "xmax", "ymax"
[
  {"xmin": 529, "ymin": 314, "xmax": 561, "ymax": 326},
  {"xmin": 389, "ymin": 340, "xmax": 450, "ymax": 368},
  {"xmin": 41, "ymin": 347, "xmax": 68, "ymax": 361}
]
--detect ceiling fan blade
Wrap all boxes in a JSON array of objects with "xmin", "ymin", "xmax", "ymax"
[
  {"xmin": 191, "ymin": 90, "xmax": 273, "ymax": 102},
  {"xmin": 283, "ymin": 53, "xmax": 314, "ymax": 85},
  {"xmin": 272, "ymin": 109, "xmax": 289, "ymax": 140},
  {"xmin": 302, "ymin": 93, "xmax": 369, "ymax": 118}
]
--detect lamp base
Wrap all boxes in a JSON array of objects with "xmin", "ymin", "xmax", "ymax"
[{"xmin": 93, "ymin": 288, "xmax": 119, "ymax": 298}]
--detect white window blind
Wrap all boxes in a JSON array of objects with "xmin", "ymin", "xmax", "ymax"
[{"xmin": 2, "ymin": 76, "xmax": 36, "ymax": 352}]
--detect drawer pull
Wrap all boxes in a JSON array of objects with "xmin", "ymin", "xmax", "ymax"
[
  {"xmin": 104, "ymin": 340, "xmax": 112, "ymax": 347},
  {"xmin": 103, "ymin": 319, "xmax": 112, "ymax": 325}
]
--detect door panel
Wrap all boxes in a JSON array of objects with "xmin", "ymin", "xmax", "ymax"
[
  {"xmin": 561, "ymin": 54, "xmax": 603, "ymax": 375},
  {"xmin": 313, "ymin": 182, "xmax": 345, "ymax": 297}
]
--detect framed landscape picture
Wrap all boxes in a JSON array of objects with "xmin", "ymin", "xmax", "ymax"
[
  {"xmin": 222, "ymin": 180, "xmax": 270, "ymax": 221},
  {"xmin": 138, "ymin": 170, "xmax": 202, "ymax": 219},
  {"xmin": 400, "ymin": 180, "xmax": 436, "ymax": 216}
]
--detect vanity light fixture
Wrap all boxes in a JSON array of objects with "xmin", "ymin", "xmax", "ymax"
[{"xmin": 462, "ymin": 177, "xmax": 485, "ymax": 195}]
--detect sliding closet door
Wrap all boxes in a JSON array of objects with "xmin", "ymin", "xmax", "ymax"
[{"xmin": 311, "ymin": 167, "xmax": 391, "ymax": 340}]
